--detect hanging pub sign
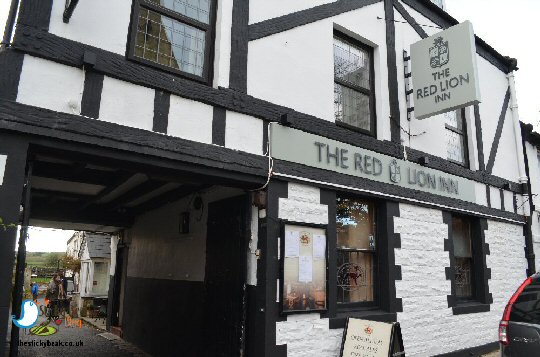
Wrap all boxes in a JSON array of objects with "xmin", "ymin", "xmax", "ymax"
[
  {"xmin": 339, "ymin": 318, "xmax": 405, "ymax": 357},
  {"xmin": 411, "ymin": 21, "xmax": 481, "ymax": 119}
]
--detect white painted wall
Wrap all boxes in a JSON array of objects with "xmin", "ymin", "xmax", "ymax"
[
  {"xmin": 99, "ymin": 76, "xmax": 154, "ymax": 131},
  {"xmin": 213, "ymin": 0, "xmax": 233, "ymax": 88},
  {"xmin": 248, "ymin": 2, "xmax": 390, "ymax": 141},
  {"xmin": 49, "ymin": 0, "xmax": 132, "ymax": 56},
  {"xmin": 225, "ymin": 111, "xmax": 264, "ymax": 155},
  {"xmin": 490, "ymin": 186, "xmax": 501, "ymax": 210},
  {"xmin": 249, "ymin": 0, "xmax": 337, "ymax": 24},
  {"xmin": 394, "ymin": 204, "xmax": 527, "ymax": 356},
  {"xmin": 17, "ymin": 55, "xmax": 84, "ymax": 114},
  {"xmin": 168, "ymin": 95, "xmax": 213, "ymax": 143},
  {"xmin": 126, "ymin": 186, "xmax": 243, "ymax": 281}
]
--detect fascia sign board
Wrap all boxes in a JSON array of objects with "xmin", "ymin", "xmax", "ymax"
[{"xmin": 411, "ymin": 21, "xmax": 481, "ymax": 119}]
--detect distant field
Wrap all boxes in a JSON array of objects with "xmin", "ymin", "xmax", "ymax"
[{"xmin": 26, "ymin": 252, "xmax": 63, "ymax": 268}]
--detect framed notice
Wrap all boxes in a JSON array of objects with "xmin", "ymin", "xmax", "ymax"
[
  {"xmin": 340, "ymin": 318, "xmax": 405, "ymax": 357},
  {"xmin": 280, "ymin": 222, "xmax": 328, "ymax": 314}
]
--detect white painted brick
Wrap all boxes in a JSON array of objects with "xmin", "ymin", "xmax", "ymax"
[
  {"xmin": 395, "ymin": 206, "xmax": 528, "ymax": 356},
  {"xmin": 287, "ymin": 183, "xmax": 321, "ymax": 203},
  {"xmin": 279, "ymin": 198, "xmax": 328, "ymax": 224},
  {"xmin": 399, "ymin": 204, "xmax": 443, "ymax": 224}
]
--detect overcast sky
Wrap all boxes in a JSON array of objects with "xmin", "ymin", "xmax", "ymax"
[{"xmin": 1, "ymin": 1, "xmax": 539, "ymax": 251}]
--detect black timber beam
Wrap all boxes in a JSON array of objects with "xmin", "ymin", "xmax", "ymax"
[
  {"xmin": 32, "ymin": 161, "xmax": 121, "ymax": 186},
  {"xmin": 129, "ymin": 184, "xmax": 208, "ymax": 215},
  {"xmin": 248, "ymin": 0, "xmax": 381, "ymax": 41},
  {"xmin": 6, "ymin": 27, "xmax": 524, "ymax": 192},
  {"xmin": 30, "ymin": 199, "xmax": 134, "ymax": 228},
  {"xmin": 103, "ymin": 180, "xmax": 167, "ymax": 211}
]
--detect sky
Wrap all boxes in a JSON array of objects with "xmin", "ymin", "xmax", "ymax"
[{"xmin": 0, "ymin": 1, "xmax": 539, "ymax": 251}]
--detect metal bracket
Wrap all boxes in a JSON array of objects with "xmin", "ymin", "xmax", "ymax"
[{"xmin": 403, "ymin": 50, "xmax": 414, "ymax": 121}]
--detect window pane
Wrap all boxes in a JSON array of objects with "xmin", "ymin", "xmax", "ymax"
[
  {"xmin": 135, "ymin": 8, "xmax": 206, "ymax": 76},
  {"xmin": 334, "ymin": 37, "xmax": 370, "ymax": 88},
  {"xmin": 334, "ymin": 84, "xmax": 371, "ymax": 131},
  {"xmin": 336, "ymin": 198, "xmax": 376, "ymax": 303},
  {"xmin": 446, "ymin": 129, "xmax": 465, "ymax": 163},
  {"xmin": 510, "ymin": 279, "xmax": 540, "ymax": 324},
  {"xmin": 148, "ymin": 0, "xmax": 211, "ymax": 24},
  {"xmin": 453, "ymin": 217, "xmax": 474, "ymax": 299}
]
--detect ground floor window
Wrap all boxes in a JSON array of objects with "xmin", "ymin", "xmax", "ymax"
[{"xmin": 336, "ymin": 197, "xmax": 377, "ymax": 305}]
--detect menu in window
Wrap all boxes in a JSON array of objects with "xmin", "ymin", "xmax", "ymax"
[{"xmin": 282, "ymin": 224, "xmax": 327, "ymax": 313}]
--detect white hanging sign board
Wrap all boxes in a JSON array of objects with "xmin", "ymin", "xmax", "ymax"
[
  {"xmin": 0, "ymin": 155, "xmax": 6, "ymax": 186},
  {"xmin": 411, "ymin": 21, "xmax": 481, "ymax": 119}
]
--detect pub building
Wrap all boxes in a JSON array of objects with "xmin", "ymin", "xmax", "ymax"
[{"xmin": 0, "ymin": 0, "xmax": 534, "ymax": 356}]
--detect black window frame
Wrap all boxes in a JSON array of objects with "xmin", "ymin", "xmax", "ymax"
[
  {"xmin": 444, "ymin": 108, "xmax": 470, "ymax": 168},
  {"xmin": 335, "ymin": 196, "xmax": 379, "ymax": 310},
  {"xmin": 333, "ymin": 30, "xmax": 377, "ymax": 137},
  {"xmin": 444, "ymin": 213, "xmax": 492, "ymax": 315},
  {"xmin": 127, "ymin": 0, "xmax": 217, "ymax": 84}
]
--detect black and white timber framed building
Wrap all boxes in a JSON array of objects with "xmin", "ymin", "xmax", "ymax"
[{"xmin": 0, "ymin": 0, "xmax": 535, "ymax": 356}]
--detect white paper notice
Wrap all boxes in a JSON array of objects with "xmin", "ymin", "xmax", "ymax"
[
  {"xmin": 285, "ymin": 231, "xmax": 300, "ymax": 257},
  {"xmin": 0, "ymin": 155, "xmax": 6, "ymax": 186},
  {"xmin": 313, "ymin": 235, "xmax": 326, "ymax": 259},
  {"xmin": 298, "ymin": 255, "xmax": 313, "ymax": 282}
]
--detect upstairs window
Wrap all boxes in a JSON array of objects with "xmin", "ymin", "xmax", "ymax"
[
  {"xmin": 129, "ymin": 0, "xmax": 215, "ymax": 82},
  {"xmin": 444, "ymin": 109, "xmax": 469, "ymax": 167},
  {"xmin": 333, "ymin": 33, "xmax": 376, "ymax": 136}
]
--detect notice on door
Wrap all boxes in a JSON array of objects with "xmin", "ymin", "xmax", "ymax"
[
  {"xmin": 0, "ymin": 155, "xmax": 6, "ymax": 186},
  {"xmin": 340, "ymin": 319, "xmax": 393, "ymax": 357}
]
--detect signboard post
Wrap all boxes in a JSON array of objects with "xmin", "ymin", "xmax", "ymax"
[
  {"xmin": 340, "ymin": 318, "xmax": 405, "ymax": 357},
  {"xmin": 411, "ymin": 21, "xmax": 481, "ymax": 119}
]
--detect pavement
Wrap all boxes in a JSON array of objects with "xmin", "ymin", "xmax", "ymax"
[
  {"xmin": 5, "ymin": 298, "xmax": 151, "ymax": 357},
  {"xmin": 481, "ymin": 351, "xmax": 499, "ymax": 357}
]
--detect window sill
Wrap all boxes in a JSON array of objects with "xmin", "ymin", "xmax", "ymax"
[
  {"xmin": 329, "ymin": 309, "xmax": 397, "ymax": 329},
  {"xmin": 452, "ymin": 301, "xmax": 490, "ymax": 315}
]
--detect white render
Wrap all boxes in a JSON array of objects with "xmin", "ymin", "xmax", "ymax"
[
  {"xmin": 49, "ymin": 0, "xmax": 132, "ymax": 56},
  {"xmin": 17, "ymin": 55, "xmax": 84, "ymax": 114},
  {"xmin": 168, "ymin": 95, "xmax": 213, "ymax": 144},
  {"xmin": 0, "ymin": 155, "xmax": 6, "ymax": 186},
  {"xmin": 225, "ymin": 111, "xmax": 264, "ymax": 155},
  {"xmin": 99, "ymin": 76, "xmax": 154, "ymax": 131},
  {"xmin": 249, "ymin": 0, "xmax": 337, "ymax": 24},
  {"xmin": 213, "ymin": 0, "xmax": 233, "ymax": 88}
]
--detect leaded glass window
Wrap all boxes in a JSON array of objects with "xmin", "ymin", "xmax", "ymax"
[
  {"xmin": 334, "ymin": 34, "xmax": 375, "ymax": 135},
  {"xmin": 130, "ymin": 0, "xmax": 214, "ymax": 81},
  {"xmin": 452, "ymin": 216, "xmax": 474, "ymax": 299},
  {"xmin": 336, "ymin": 197, "xmax": 376, "ymax": 304},
  {"xmin": 445, "ymin": 109, "xmax": 468, "ymax": 166}
]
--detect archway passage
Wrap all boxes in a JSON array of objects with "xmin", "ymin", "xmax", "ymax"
[{"xmin": 5, "ymin": 143, "xmax": 262, "ymax": 357}]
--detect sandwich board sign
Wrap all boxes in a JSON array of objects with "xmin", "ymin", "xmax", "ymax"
[
  {"xmin": 411, "ymin": 21, "xmax": 481, "ymax": 119},
  {"xmin": 339, "ymin": 318, "xmax": 405, "ymax": 357}
]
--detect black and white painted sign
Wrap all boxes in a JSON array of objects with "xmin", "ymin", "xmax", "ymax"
[
  {"xmin": 0, "ymin": 155, "xmax": 6, "ymax": 186},
  {"xmin": 340, "ymin": 318, "xmax": 405, "ymax": 357},
  {"xmin": 411, "ymin": 21, "xmax": 481, "ymax": 119}
]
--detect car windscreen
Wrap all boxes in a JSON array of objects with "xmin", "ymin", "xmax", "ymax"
[{"xmin": 510, "ymin": 277, "xmax": 540, "ymax": 324}]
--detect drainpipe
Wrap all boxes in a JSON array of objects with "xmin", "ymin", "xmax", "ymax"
[
  {"xmin": 507, "ymin": 66, "xmax": 529, "ymax": 191},
  {"xmin": 1, "ymin": 0, "xmax": 20, "ymax": 49}
]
